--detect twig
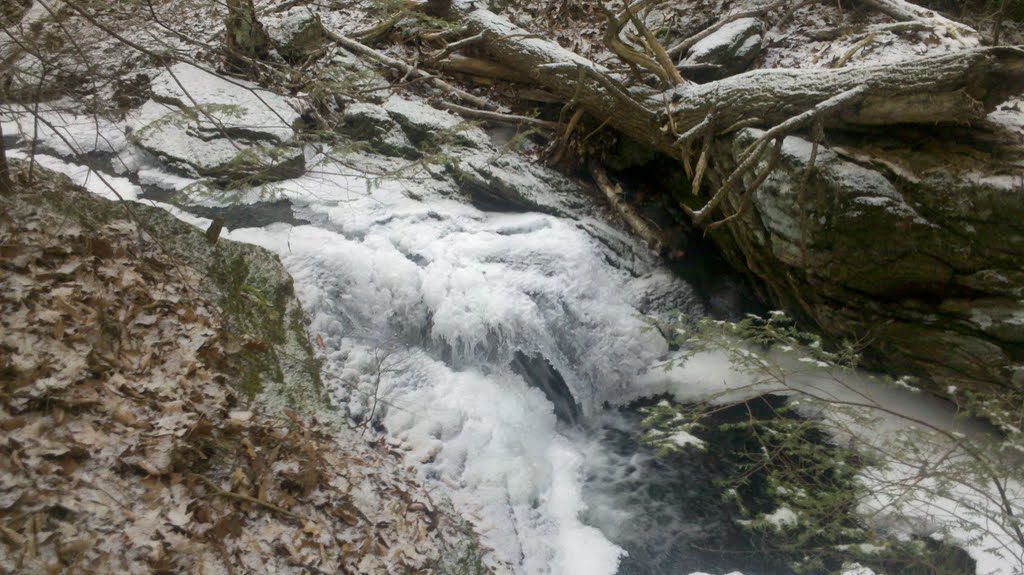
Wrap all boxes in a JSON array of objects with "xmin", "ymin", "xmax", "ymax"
[
  {"xmin": 425, "ymin": 31, "xmax": 485, "ymax": 63},
  {"xmin": 196, "ymin": 474, "xmax": 303, "ymax": 521},
  {"xmin": 435, "ymin": 101, "xmax": 560, "ymax": 129},
  {"xmin": 704, "ymin": 137, "xmax": 783, "ymax": 232},
  {"xmin": 833, "ymin": 33, "xmax": 876, "ymax": 68},
  {"xmin": 550, "ymin": 107, "xmax": 585, "ymax": 164},
  {"xmin": 624, "ymin": 1, "xmax": 684, "ymax": 85},
  {"xmin": 322, "ymin": 26, "xmax": 494, "ymax": 110}
]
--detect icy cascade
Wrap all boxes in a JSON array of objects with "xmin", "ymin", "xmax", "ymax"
[
  {"xmin": 218, "ymin": 155, "xmax": 699, "ymax": 575},
  {"xmin": 2, "ymin": 103, "xmax": 699, "ymax": 575},
  {"xmin": 11, "ymin": 106, "xmax": 1021, "ymax": 575}
]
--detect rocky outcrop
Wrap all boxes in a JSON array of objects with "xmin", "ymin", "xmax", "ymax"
[
  {"xmin": 264, "ymin": 7, "xmax": 328, "ymax": 62},
  {"xmin": 130, "ymin": 63, "xmax": 305, "ymax": 185},
  {"xmin": 706, "ymin": 125, "xmax": 1024, "ymax": 399},
  {"xmin": 341, "ymin": 102, "xmax": 419, "ymax": 158}
]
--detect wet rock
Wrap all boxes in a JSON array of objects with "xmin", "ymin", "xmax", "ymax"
[
  {"xmin": 706, "ymin": 128, "xmax": 1024, "ymax": 400},
  {"xmin": 451, "ymin": 151, "xmax": 587, "ymax": 216},
  {"xmin": 682, "ymin": 18, "xmax": 762, "ymax": 80},
  {"xmin": 131, "ymin": 63, "xmax": 304, "ymax": 184}
]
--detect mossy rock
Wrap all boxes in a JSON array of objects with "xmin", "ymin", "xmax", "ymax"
[
  {"xmin": 30, "ymin": 173, "xmax": 326, "ymax": 414},
  {"xmin": 700, "ymin": 129, "xmax": 1024, "ymax": 407}
]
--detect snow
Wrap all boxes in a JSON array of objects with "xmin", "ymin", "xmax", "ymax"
[
  {"xmin": 8, "ymin": 151, "xmax": 140, "ymax": 201},
  {"xmin": 685, "ymin": 17, "xmax": 761, "ymax": 61},
  {"xmin": 466, "ymin": 9, "xmax": 604, "ymax": 72},
  {"xmin": 762, "ymin": 506, "xmax": 798, "ymax": 527},
  {"xmin": 841, "ymin": 564, "xmax": 879, "ymax": 575},
  {"xmin": 216, "ymin": 156, "xmax": 693, "ymax": 574},
  {"xmin": 149, "ymin": 63, "xmax": 298, "ymax": 142},
  {"xmin": 668, "ymin": 430, "xmax": 705, "ymax": 449},
  {"xmin": 1, "ymin": 103, "xmax": 127, "ymax": 156},
  {"xmin": 639, "ymin": 342, "xmax": 1024, "ymax": 574},
  {"xmin": 9, "ymin": 2, "xmax": 1023, "ymax": 570}
]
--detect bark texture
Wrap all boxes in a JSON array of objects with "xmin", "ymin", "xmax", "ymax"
[
  {"xmin": 225, "ymin": 0, "xmax": 273, "ymax": 70},
  {"xmin": 462, "ymin": 8, "xmax": 1024, "ymax": 161}
]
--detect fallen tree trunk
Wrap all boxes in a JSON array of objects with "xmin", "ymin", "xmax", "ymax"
[{"xmin": 461, "ymin": 8, "xmax": 1024, "ymax": 162}]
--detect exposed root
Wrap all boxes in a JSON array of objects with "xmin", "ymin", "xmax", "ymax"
[
  {"xmin": 694, "ymin": 86, "xmax": 864, "ymax": 227},
  {"xmin": 601, "ymin": 4, "xmax": 676, "ymax": 87},
  {"xmin": 623, "ymin": 1, "xmax": 684, "ymax": 86},
  {"xmin": 704, "ymin": 137, "xmax": 784, "ymax": 232}
]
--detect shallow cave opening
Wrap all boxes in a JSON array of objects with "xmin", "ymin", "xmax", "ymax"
[{"xmin": 604, "ymin": 150, "xmax": 766, "ymax": 321}]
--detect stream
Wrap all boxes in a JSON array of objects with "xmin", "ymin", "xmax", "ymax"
[{"xmin": 5, "ymin": 126, "xmax": 1022, "ymax": 575}]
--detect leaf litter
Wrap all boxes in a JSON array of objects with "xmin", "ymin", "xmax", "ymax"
[{"xmin": 0, "ymin": 171, "xmax": 485, "ymax": 574}]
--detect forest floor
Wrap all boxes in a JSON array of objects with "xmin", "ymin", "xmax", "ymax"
[{"xmin": 0, "ymin": 166, "xmax": 484, "ymax": 575}]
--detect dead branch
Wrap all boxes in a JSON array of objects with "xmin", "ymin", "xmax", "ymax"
[
  {"xmin": 591, "ymin": 162, "xmax": 667, "ymax": 252},
  {"xmin": 623, "ymin": 2, "xmax": 684, "ymax": 85},
  {"xmin": 435, "ymin": 101, "xmax": 560, "ymax": 129},
  {"xmin": 600, "ymin": 5, "xmax": 676, "ymax": 87},
  {"xmin": 322, "ymin": 26, "xmax": 494, "ymax": 110}
]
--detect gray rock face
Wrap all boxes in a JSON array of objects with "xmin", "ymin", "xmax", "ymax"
[
  {"xmin": 131, "ymin": 63, "xmax": 304, "ymax": 184},
  {"xmin": 451, "ymin": 152, "xmax": 589, "ymax": 216},
  {"xmin": 682, "ymin": 18, "xmax": 762, "ymax": 80},
  {"xmin": 264, "ymin": 7, "xmax": 327, "ymax": 62},
  {"xmin": 341, "ymin": 102, "xmax": 419, "ymax": 158},
  {"xmin": 707, "ymin": 128, "xmax": 1024, "ymax": 399},
  {"xmin": 382, "ymin": 95, "xmax": 490, "ymax": 149}
]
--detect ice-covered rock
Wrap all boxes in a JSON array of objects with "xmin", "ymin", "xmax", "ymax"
[
  {"xmin": 340, "ymin": 102, "xmax": 419, "ymax": 158},
  {"xmin": 132, "ymin": 63, "xmax": 304, "ymax": 183},
  {"xmin": 383, "ymin": 95, "xmax": 490, "ymax": 149},
  {"xmin": 452, "ymin": 151, "xmax": 589, "ymax": 216}
]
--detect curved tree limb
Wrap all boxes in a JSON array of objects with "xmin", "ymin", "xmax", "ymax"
[{"xmin": 460, "ymin": 7, "xmax": 1024, "ymax": 165}]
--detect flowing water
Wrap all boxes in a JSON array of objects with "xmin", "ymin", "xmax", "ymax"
[
  {"xmin": 7, "ymin": 128, "xmax": 1022, "ymax": 574},
  {"xmin": 221, "ymin": 155, "xmax": 721, "ymax": 575}
]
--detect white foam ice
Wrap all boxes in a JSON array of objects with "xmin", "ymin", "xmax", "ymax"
[
  {"xmin": 223, "ymin": 158, "xmax": 695, "ymax": 574},
  {"xmin": 24, "ymin": 102, "xmax": 1024, "ymax": 575}
]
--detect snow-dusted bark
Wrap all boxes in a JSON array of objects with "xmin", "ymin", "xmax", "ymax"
[{"xmin": 462, "ymin": 7, "xmax": 1024, "ymax": 161}]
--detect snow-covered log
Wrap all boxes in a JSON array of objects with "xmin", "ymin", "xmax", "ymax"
[{"xmin": 461, "ymin": 8, "xmax": 1024, "ymax": 161}]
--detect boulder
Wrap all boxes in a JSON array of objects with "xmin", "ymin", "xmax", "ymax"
[
  {"xmin": 131, "ymin": 63, "xmax": 304, "ymax": 184},
  {"xmin": 340, "ymin": 102, "xmax": 419, "ymax": 158},
  {"xmin": 264, "ymin": 7, "xmax": 328, "ymax": 62},
  {"xmin": 451, "ymin": 151, "xmax": 588, "ymax": 215},
  {"xmin": 682, "ymin": 18, "xmax": 762, "ymax": 80},
  {"xmin": 382, "ymin": 95, "xmax": 490, "ymax": 149},
  {"xmin": 706, "ymin": 128, "xmax": 1024, "ymax": 400}
]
